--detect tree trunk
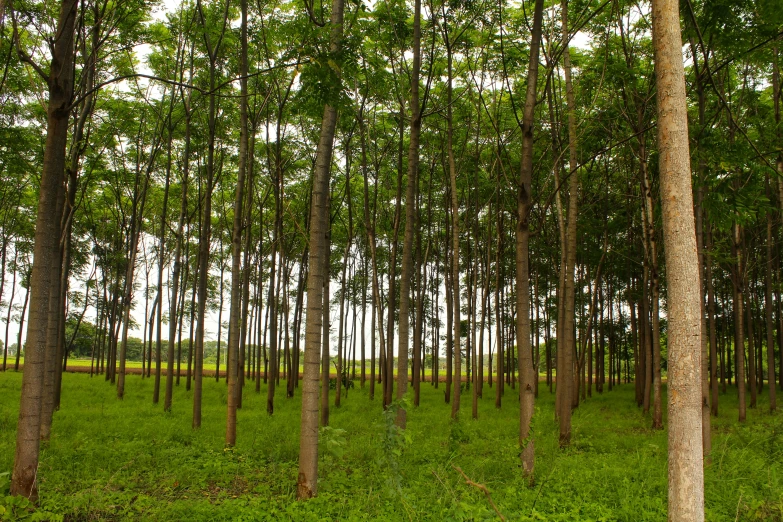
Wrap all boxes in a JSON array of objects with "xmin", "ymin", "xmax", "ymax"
[
  {"xmin": 515, "ymin": 0, "xmax": 544, "ymax": 477},
  {"xmin": 225, "ymin": 0, "xmax": 248, "ymax": 442},
  {"xmin": 559, "ymin": 0, "xmax": 578, "ymax": 445},
  {"xmin": 296, "ymin": 0, "xmax": 344, "ymax": 492},
  {"xmin": 652, "ymin": 0, "xmax": 705, "ymax": 516},
  {"xmin": 154, "ymin": 110, "xmax": 174, "ymax": 403},
  {"xmin": 706, "ymin": 223, "xmax": 718, "ymax": 416},
  {"xmin": 641, "ymin": 146, "xmax": 663, "ymax": 430},
  {"xmin": 733, "ymin": 223, "xmax": 747, "ymax": 422},
  {"xmin": 165, "ymin": 96, "xmax": 190, "ymax": 411},
  {"xmin": 765, "ymin": 175, "xmax": 777, "ymax": 412},
  {"xmin": 11, "ymin": 0, "xmax": 77, "ymax": 500},
  {"xmin": 394, "ymin": 0, "xmax": 421, "ymax": 428}
]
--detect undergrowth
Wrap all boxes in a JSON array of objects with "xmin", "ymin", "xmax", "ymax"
[{"xmin": 0, "ymin": 372, "xmax": 781, "ymax": 521}]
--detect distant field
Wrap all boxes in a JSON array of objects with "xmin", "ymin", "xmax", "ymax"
[{"xmin": 15, "ymin": 357, "xmax": 552, "ymax": 380}]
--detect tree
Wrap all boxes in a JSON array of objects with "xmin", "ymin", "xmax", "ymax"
[
  {"xmin": 10, "ymin": 0, "xmax": 78, "ymax": 500},
  {"xmin": 296, "ymin": 0, "xmax": 346, "ymax": 498},
  {"xmin": 651, "ymin": 0, "xmax": 704, "ymax": 518},
  {"xmin": 514, "ymin": 0, "xmax": 544, "ymax": 477}
]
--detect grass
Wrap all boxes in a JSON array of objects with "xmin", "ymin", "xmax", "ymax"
[{"xmin": 0, "ymin": 371, "xmax": 781, "ymax": 521}]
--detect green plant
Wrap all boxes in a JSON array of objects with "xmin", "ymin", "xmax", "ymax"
[{"xmin": 319, "ymin": 426, "xmax": 348, "ymax": 460}]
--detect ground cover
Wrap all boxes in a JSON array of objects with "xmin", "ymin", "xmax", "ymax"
[{"xmin": 0, "ymin": 371, "xmax": 781, "ymax": 521}]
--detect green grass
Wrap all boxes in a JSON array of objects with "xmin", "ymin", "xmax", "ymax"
[{"xmin": 0, "ymin": 371, "xmax": 781, "ymax": 521}]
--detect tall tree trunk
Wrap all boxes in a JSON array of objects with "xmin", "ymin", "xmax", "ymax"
[
  {"xmin": 443, "ymin": 7, "xmax": 462, "ymax": 421},
  {"xmin": 2, "ymin": 248, "xmax": 17, "ymax": 372},
  {"xmin": 559, "ymin": 0, "xmax": 578, "ymax": 445},
  {"xmin": 765, "ymin": 175, "xmax": 777, "ymax": 412},
  {"xmin": 193, "ymin": 0, "xmax": 226, "ymax": 426},
  {"xmin": 733, "ymin": 223, "xmax": 747, "ymax": 422},
  {"xmin": 394, "ymin": 0, "xmax": 421, "ymax": 428},
  {"xmin": 359, "ymin": 107, "xmax": 383, "ymax": 401},
  {"xmin": 745, "ymin": 275, "xmax": 757, "ymax": 408},
  {"xmin": 706, "ymin": 224, "xmax": 718, "ymax": 416},
  {"xmin": 154, "ymin": 108, "xmax": 174, "ymax": 404},
  {"xmin": 296, "ymin": 0, "xmax": 344, "ymax": 493},
  {"xmin": 652, "ymin": 0, "xmax": 705, "ymax": 516},
  {"xmin": 495, "ymin": 210, "xmax": 503, "ymax": 408},
  {"xmin": 515, "ymin": 0, "xmax": 544, "ymax": 476},
  {"xmin": 165, "ymin": 96, "xmax": 190, "ymax": 412},
  {"xmin": 774, "ymin": 43, "xmax": 783, "ymax": 393},
  {"xmin": 11, "ymin": 0, "xmax": 77, "ymax": 500},
  {"xmin": 225, "ymin": 0, "xmax": 248, "ymax": 443},
  {"xmin": 691, "ymin": 43, "xmax": 712, "ymax": 451},
  {"xmin": 694, "ymin": 188, "xmax": 711, "ymax": 455},
  {"xmin": 320, "ymin": 209, "xmax": 331, "ymax": 426},
  {"xmin": 117, "ymin": 139, "xmax": 154, "ymax": 401},
  {"xmin": 641, "ymin": 146, "xmax": 663, "ymax": 429},
  {"xmin": 15, "ymin": 281, "xmax": 30, "ymax": 373}
]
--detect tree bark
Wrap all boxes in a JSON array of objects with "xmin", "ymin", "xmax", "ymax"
[
  {"xmin": 11, "ymin": 0, "xmax": 77, "ymax": 500},
  {"xmin": 651, "ymin": 0, "xmax": 705, "ymax": 517},
  {"xmin": 559, "ymin": 0, "xmax": 578, "ymax": 445},
  {"xmin": 296, "ymin": 0, "xmax": 344, "ymax": 495},
  {"xmin": 766, "ymin": 175, "xmax": 777, "ymax": 412},
  {"xmin": 225, "ymin": 0, "xmax": 248, "ymax": 443},
  {"xmin": 515, "ymin": 0, "xmax": 544, "ymax": 477}
]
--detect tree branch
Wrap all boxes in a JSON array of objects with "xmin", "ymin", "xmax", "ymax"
[{"xmin": 452, "ymin": 466, "xmax": 506, "ymax": 521}]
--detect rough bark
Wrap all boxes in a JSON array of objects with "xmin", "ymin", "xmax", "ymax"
[
  {"xmin": 11, "ymin": 0, "xmax": 77, "ymax": 500},
  {"xmin": 651, "ymin": 0, "xmax": 705, "ymax": 517}
]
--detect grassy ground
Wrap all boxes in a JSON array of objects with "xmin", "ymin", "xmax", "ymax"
[{"xmin": 0, "ymin": 371, "xmax": 781, "ymax": 521}]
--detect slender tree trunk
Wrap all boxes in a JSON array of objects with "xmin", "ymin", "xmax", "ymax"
[
  {"xmin": 774, "ymin": 43, "xmax": 783, "ymax": 393},
  {"xmin": 193, "ymin": 26, "xmax": 223, "ymax": 427},
  {"xmin": 733, "ymin": 224, "xmax": 747, "ymax": 422},
  {"xmin": 641, "ymin": 147, "xmax": 663, "ymax": 429},
  {"xmin": 766, "ymin": 175, "xmax": 777, "ymax": 412},
  {"xmin": 515, "ymin": 0, "xmax": 544, "ymax": 476},
  {"xmin": 706, "ymin": 224, "xmax": 718, "ymax": 416},
  {"xmin": 296, "ymin": 0, "xmax": 344, "ymax": 491},
  {"xmin": 335, "ymin": 237, "xmax": 348, "ymax": 408},
  {"xmin": 745, "ymin": 267, "xmax": 757, "ymax": 409},
  {"xmin": 154, "ymin": 116, "xmax": 174, "ymax": 403},
  {"xmin": 3, "ymin": 248, "xmax": 17, "ymax": 371},
  {"xmin": 320, "ymin": 209, "xmax": 331, "ymax": 427},
  {"xmin": 652, "ymin": 0, "xmax": 705, "ymax": 516},
  {"xmin": 394, "ymin": 0, "xmax": 421, "ymax": 427},
  {"xmin": 225, "ymin": 0, "xmax": 248, "ymax": 442},
  {"xmin": 443, "ymin": 11, "xmax": 462, "ymax": 420},
  {"xmin": 495, "ymin": 212, "xmax": 503, "ymax": 408},
  {"xmin": 165, "ymin": 100, "xmax": 190, "ymax": 411},
  {"xmin": 117, "ymin": 148, "xmax": 153, "ymax": 401},
  {"xmin": 15, "ymin": 282, "xmax": 30, "ymax": 373},
  {"xmin": 559, "ymin": 0, "xmax": 578, "ymax": 445},
  {"xmin": 694, "ymin": 188, "xmax": 711, "ymax": 456}
]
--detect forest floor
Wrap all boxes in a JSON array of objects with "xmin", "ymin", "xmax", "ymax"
[{"xmin": 0, "ymin": 371, "xmax": 781, "ymax": 521}]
